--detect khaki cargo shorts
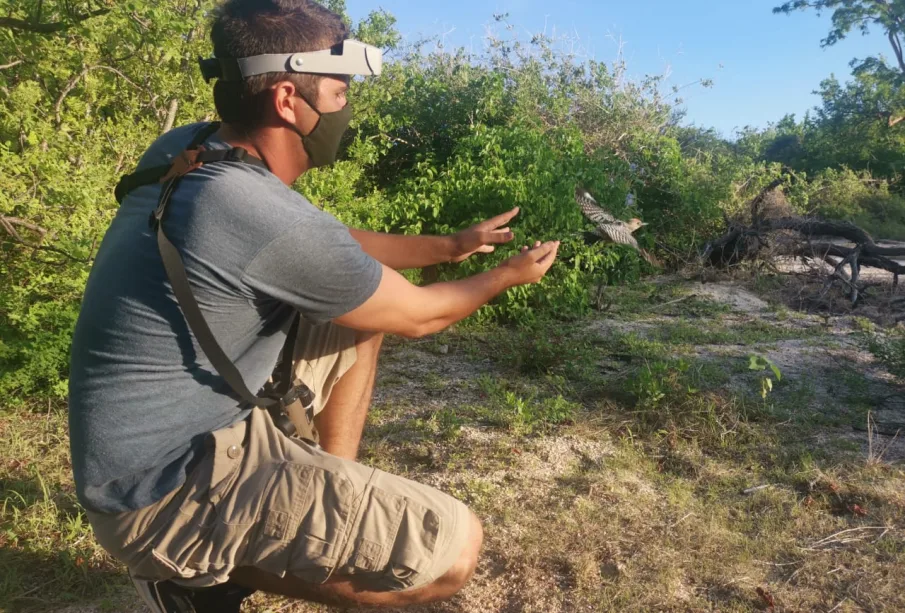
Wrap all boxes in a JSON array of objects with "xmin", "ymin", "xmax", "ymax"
[{"xmin": 87, "ymin": 321, "xmax": 472, "ymax": 592}]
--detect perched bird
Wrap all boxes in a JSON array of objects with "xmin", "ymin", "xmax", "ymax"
[{"xmin": 575, "ymin": 186, "xmax": 658, "ymax": 266}]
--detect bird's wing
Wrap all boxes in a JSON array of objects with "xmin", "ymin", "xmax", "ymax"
[
  {"xmin": 596, "ymin": 223, "xmax": 640, "ymax": 249},
  {"xmin": 575, "ymin": 186, "xmax": 617, "ymax": 225}
]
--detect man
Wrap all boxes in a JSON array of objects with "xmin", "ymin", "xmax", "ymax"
[{"xmin": 68, "ymin": 0, "xmax": 559, "ymax": 610}]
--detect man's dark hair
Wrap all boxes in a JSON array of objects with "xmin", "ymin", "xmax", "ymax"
[{"xmin": 210, "ymin": 0, "xmax": 348, "ymax": 126}]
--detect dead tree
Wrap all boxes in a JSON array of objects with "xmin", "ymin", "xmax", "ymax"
[{"xmin": 702, "ymin": 183, "xmax": 905, "ymax": 305}]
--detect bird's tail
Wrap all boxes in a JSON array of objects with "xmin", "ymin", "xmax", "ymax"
[{"xmin": 639, "ymin": 248, "xmax": 661, "ymax": 267}]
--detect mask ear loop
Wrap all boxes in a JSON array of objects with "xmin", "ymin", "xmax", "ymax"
[{"xmin": 292, "ymin": 91, "xmax": 323, "ymax": 136}]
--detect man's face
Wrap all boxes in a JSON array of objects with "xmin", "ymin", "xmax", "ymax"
[
  {"xmin": 293, "ymin": 75, "xmax": 349, "ymax": 138},
  {"xmin": 315, "ymin": 75, "xmax": 349, "ymax": 113}
]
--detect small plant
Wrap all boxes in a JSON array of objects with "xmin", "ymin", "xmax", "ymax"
[
  {"xmin": 631, "ymin": 359, "xmax": 693, "ymax": 409},
  {"xmin": 431, "ymin": 408, "xmax": 464, "ymax": 440},
  {"xmin": 866, "ymin": 327, "xmax": 905, "ymax": 379},
  {"xmin": 475, "ymin": 375, "xmax": 578, "ymax": 434},
  {"xmin": 748, "ymin": 354, "xmax": 782, "ymax": 400}
]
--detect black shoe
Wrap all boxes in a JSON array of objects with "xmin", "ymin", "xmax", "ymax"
[{"xmin": 130, "ymin": 571, "xmax": 255, "ymax": 612}]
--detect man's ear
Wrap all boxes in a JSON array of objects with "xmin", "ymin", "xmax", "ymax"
[{"xmin": 272, "ymin": 81, "xmax": 301, "ymax": 126}]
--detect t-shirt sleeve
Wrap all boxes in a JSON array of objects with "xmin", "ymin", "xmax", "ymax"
[{"xmin": 241, "ymin": 213, "xmax": 382, "ymax": 325}]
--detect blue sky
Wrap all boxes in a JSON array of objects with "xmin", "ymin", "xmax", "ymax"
[{"xmin": 345, "ymin": 0, "xmax": 889, "ymax": 137}]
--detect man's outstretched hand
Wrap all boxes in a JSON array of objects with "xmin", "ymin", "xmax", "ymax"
[
  {"xmin": 450, "ymin": 207, "xmax": 520, "ymax": 263},
  {"xmin": 499, "ymin": 240, "xmax": 560, "ymax": 286}
]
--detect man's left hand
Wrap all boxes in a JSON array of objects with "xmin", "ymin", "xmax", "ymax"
[{"xmin": 450, "ymin": 207, "xmax": 519, "ymax": 263}]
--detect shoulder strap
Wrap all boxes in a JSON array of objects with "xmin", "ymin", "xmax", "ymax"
[
  {"xmin": 141, "ymin": 124, "xmax": 314, "ymax": 438},
  {"xmin": 114, "ymin": 122, "xmax": 268, "ymax": 204}
]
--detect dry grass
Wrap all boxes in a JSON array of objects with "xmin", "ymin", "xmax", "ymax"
[{"xmin": 2, "ymin": 277, "xmax": 905, "ymax": 612}]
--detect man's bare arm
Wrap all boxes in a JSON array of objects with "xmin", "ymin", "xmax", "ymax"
[
  {"xmin": 334, "ymin": 240, "xmax": 559, "ymax": 338},
  {"xmin": 347, "ymin": 230, "xmax": 456, "ymax": 270},
  {"xmin": 347, "ymin": 207, "xmax": 519, "ymax": 270}
]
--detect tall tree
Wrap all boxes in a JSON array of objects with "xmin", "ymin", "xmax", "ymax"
[{"xmin": 775, "ymin": 0, "xmax": 905, "ymax": 126}]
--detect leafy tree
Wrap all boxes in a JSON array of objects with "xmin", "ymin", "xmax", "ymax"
[
  {"xmin": 1, "ymin": 0, "xmax": 219, "ymax": 401},
  {"xmin": 775, "ymin": 0, "xmax": 905, "ymax": 126}
]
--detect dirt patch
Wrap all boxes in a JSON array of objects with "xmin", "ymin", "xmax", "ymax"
[{"xmin": 689, "ymin": 282, "xmax": 771, "ymax": 315}]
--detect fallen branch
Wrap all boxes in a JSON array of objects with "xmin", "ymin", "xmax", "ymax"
[
  {"xmin": 759, "ymin": 217, "xmax": 905, "ymax": 258},
  {"xmin": 773, "ymin": 243, "xmax": 905, "ymax": 276},
  {"xmin": 705, "ymin": 220, "xmax": 904, "ymax": 276}
]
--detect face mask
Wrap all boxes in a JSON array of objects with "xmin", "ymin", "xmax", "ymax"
[{"xmin": 291, "ymin": 94, "xmax": 352, "ymax": 168}]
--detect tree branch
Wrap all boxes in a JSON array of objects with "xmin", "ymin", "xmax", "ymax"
[
  {"xmin": 55, "ymin": 65, "xmax": 147, "ymax": 125},
  {"xmin": 0, "ymin": 216, "xmax": 48, "ymax": 238},
  {"xmin": 0, "ymin": 216, "xmax": 90, "ymax": 264},
  {"xmin": 162, "ymin": 99, "xmax": 179, "ymax": 134},
  {"xmin": 0, "ymin": 8, "xmax": 110, "ymax": 34},
  {"xmin": 0, "ymin": 59, "xmax": 23, "ymax": 70},
  {"xmin": 757, "ymin": 216, "xmax": 876, "ymax": 245},
  {"xmin": 888, "ymin": 30, "xmax": 905, "ymax": 73},
  {"xmin": 783, "ymin": 242, "xmax": 905, "ymax": 275}
]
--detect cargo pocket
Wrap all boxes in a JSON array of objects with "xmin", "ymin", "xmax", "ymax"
[
  {"xmin": 128, "ymin": 461, "xmax": 225, "ymax": 582},
  {"xmin": 345, "ymin": 487, "xmax": 405, "ymax": 574},
  {"xmin": 245, "ymin": 461, "xmax": 354, "ymax": 584},
  {"xmin": 128, "ymin": 505, "xmax": 219, "ymax": 583},
  {"xmin": 130, "ymin": 452, "xmax": 245, "ymax": 583},
  {"xmin": 382, "ymin": 500, "xmax": 441, "ymax": 590},
  {"xmin": 340, "ymin": 487, "xmax": 441, "ymax": 591}
]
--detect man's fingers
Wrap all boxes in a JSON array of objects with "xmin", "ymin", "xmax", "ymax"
[
  {"xmin": 483, "ymin": 207, "xmax": 520, "ymax": 229},
  {"xmin": 530, "ymin": 241, "xmax": 560, "ymax": 263},
  {"xmin": 536, "ymin": 242, "xmax": 560, "ymax": 266},
  {"xmin": 480, "ymin": 230, "xmax": 515, "ymax": 245}
]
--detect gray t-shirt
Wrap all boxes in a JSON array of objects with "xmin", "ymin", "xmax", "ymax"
[{"xmin": 69, "ymin": 123, "xmax": 382, "ymax": 513}]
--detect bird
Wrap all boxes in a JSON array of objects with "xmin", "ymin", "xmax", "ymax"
[{"xmin": 575, "ymin": 186, "xmax": 659, "ymax": 266}]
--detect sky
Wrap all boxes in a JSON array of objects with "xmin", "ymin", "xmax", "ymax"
[{"xmin": 344, "ymin": 0, "xmax": 889, "ymax": 138}]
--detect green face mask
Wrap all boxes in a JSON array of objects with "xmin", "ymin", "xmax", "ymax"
[{"xmin": 291, "ymin": 94, "xmax": 352, "ymax": 168}]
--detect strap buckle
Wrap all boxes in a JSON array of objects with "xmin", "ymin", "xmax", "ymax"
[
  {"xmin": 148, "ymin": 147, "xmax": 207, "ymax": 230},
  {"xmin": 225, "ymin": 147, "xmax": 248, "ymax": 163},
  {"xmin": 159, "ymin": 147, "xmax": 205, "ymax": 184},
  {"xmin": 280, "ymin": 382, "xmax": 315, "ymax": 425}
]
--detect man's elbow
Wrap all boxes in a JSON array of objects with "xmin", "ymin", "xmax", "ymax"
[
  {"xmin": 399, "ymin": 318, "xmax": 445, "ymax": 339},
  {"xmin": 399, "ymin": 322, "xmax": 430, "ymax": 339}
]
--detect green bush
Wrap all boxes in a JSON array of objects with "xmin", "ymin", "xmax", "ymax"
[
  {"xmin": 804, "ymin": 168, "xmax": 905, "ymax": 241},
  {"xmin": 0, "ymin": 1, "xmax": 735, "ymax": 400}
]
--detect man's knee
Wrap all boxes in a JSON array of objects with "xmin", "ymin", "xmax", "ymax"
[{"xmin": 436, "ymin": 511, "xmax": 483, "ymax": 593}]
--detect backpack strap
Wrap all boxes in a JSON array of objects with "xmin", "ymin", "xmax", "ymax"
[
  {"xmin": 114, "ymin": 123, "xmax": 269, "ymax": 204},
  {"xmin": 121, "ymin": 122, "xmax": 317, "ymax": 441}
]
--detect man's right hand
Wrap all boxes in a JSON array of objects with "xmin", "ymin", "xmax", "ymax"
[{"xmin": 498, "ymin": 240, "xmax": 560, "ymax": 286}]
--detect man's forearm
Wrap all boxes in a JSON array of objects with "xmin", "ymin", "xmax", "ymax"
[
  {"xmin": 410, "ymin": 266, "xmax": 515, "ymax": 336},
  {"xmin": 334, "ymin": 241, "xmax": 559, "ymax": 338},
  {"xmin": 348, "ymin": 229, "xmax": 456, "ymax": 270}
]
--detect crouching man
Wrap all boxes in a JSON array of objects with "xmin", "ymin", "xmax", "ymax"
[{"xmin": 68, "ymin": 0, "xmax": 559, "ymax": 610}]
